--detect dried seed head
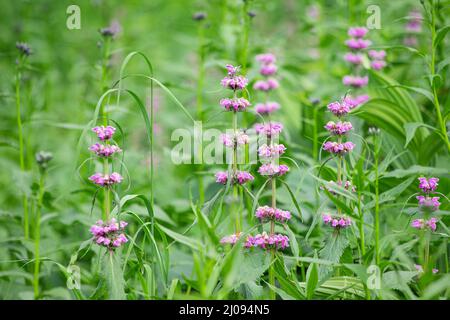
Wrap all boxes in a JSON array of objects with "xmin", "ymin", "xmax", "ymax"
[
  {"xmin": 35, "ymin": 151, "xmax": 53, "ymax": 169},
  {"xmin": 16, "ymin": 42, "xmax": 32, "ymax": 56},
  {"xmin": 192, "ymin": 12, "xmax": 207, "ymax": 21}
]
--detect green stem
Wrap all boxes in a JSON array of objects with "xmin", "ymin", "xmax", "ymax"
[
  {"xmin": 269, "ymin": 251, "xmax": 276, "ymax": 300},
  {"xmin": 374, "ymin": 137, "xmax": 380, "ymax": 266},
  {"xmin": 16, "ymin": 58, "xmax": 29, "ymax": 240},
  {"xmin": 33, "ymin": 170, "xmax": 46, "ymax": 299},
  {"xmin": 197, "ymin": 23, "xmax": 205, "ymax": 206},
  {"xmin": 430, "ymin": 1, "xmax": 450, "ymax": 152},
  {"xmin": 232, "ymin": 111, "xmax": 240, "ymax": 233}
]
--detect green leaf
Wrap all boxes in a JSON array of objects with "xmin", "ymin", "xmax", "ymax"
[
  {"xmin": 403, "ymin": 122, "xmax": 436, "ymax": 148},
  {"xmin": 319, "ymin": 233, "xmax": 349, "ymax": 281},
  {"xmin": 434, "ymin": 25, "xmax": 450, "ymax": 49},
  {"xmin": 305, "ymin": 254, "xmax": 319, "ymax": 299}
]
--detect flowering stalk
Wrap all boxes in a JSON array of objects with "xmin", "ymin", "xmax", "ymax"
[
  {"xmin": 374, "ymin": 131, "xmax": 380, "ymax": 265},
  {"xmin": 322, "ymin": 99, "xmax": 355, "ymax": 232},
  {"xmin": 251, "ymin": 53, "xmax": 290, "ymax": 299},
  {"xmin": 15, "ymin": 43, "xmax": 31, "ymax": 239},
  {"xmin": 33, "ymin": 151, "xmax": 52, "ymax": 299},
  {"xmin": 217, "ymin": 64, "xmax": 252, "ymax": 243},
  {"xmin": 193, "ymin": 12, "xmax": 207, "ymax": 206},
  {"xmin": 412, "ymin": 177, "xmax": 441, "ymax": 273},
  {"xmin": 89, "ymin": 125, "xmax": 127, "ymax": 252},
  {"xmin": 343, "ymin": 27, "xmax": 386, "ymax": 110}
]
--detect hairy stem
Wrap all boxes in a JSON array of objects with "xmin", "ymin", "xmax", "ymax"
[{"xmin": 33, "ymin": 170, "xmax": 46, "ymax": 299}]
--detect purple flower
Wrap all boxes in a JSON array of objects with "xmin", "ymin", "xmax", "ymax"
[
  {"xmin": 245, "ymin": 232, "xmax": 289, "ymax": 250},
  {"xmin": 418, "ymin": 177, "xmax": 439, "ymax": 193},
  {"xmin": 404, "ymin": 36, "xmax": 418, "ymax": 47},
  {"xmin": 16, "ymin": 42, "xmax": 32, "ymax": 56},
  {"xmin": 345, "ymin": 38, "xmax": 372, "ymax": 50},
  {"xmin": 215, "ymin": 171, "xmax": 254, "ymax": 185},
  {"xmin": 411, "ymin": 218, "xmax": 438, "ymax": 232},
  {"xmin": 327, "ymin": 101, "xmax": 351, "ymax": 117},
  {"xmin": 253, "ymin": 78, "xmax": 279, "ymax": 91},
  {"xmin": 323, "ymin": 214, "xmax": 352, "ymax": 229},
  {"xmin": 368, "ymin": 50, "xmax": 386, "ymax": 60},
  {"xmin": 100, "ymin": 21, "xmax": 121, "ymax": 38},
  {"xmin": 258, "ymin": 144, "xmax": 286, "ymax": 159},
  {"xmin": 323, "ymin": 141, "xmax": 355, "ymax": 155},
  {"xmin": 255, "ymin": 206, "xmax": 291, "ymax": 223},
  {"xmin": 260, "ymin": 64, "xmax": 277, "ymax": 76},
  {"xmin": 220, "ymin": 132, "xmax": 249, "ymax": 147},
  {"xmin": 220, "ymin": 233, "xmax": 241, "ymax": 245},
  {"xmin": 89, "ymin": 143, "xmax": 122, "ymax": 157},
  {"xmin": 255, "ymin": 102, "xmax": 280, "ymax": 114},
  {"xmin": 371, "ymin": 60, "xmax": 386, "ymax": 70},
  {"xmin": 92, "ymin": 125, "xmax": 116, "ymax": 141},
  {"xmin": 89, "ymin": 172, "xmax": 123, "ymax": 186},
  {"xmin": 90, "ymin": 218, "xmax": 128, "ymax": 249},
  {"xmin": 258, "ymin": 163, "xmax": 289, "ymax": 177},
  {"xmin": 221, "ymin": 76, "xmax": 248, "ymax": 91},
  {"xmin": 254, "ymin": 122, "xmax": 283, "ymax": 136},
  {"xmin": 417, "ymin": 195, "xmax": 440, "ymax": 212},
  {"xmin": 343, "ymin": 95, "xmax": 369, "ymax": 109},
  {"xmin": 256, "ymin": 53, "xmax": 276, "ymax": 65},
  {"xmin": 348, "ymin": 27, "xmax": 368, "ymax": 38},
  {"xmin": 342, "ymin": 75, "xmax": 369, "ymax": 88},
  {"xmin": 220, "ymin": 97, "xmax": 251, "ymax": 112},
  {"xmin": 344, "ymin": 53, "xmax": 363, "ymax": 65},
  {"xmin": 324, "ymin": 121, "xmax": 353, "ymax": 135}
]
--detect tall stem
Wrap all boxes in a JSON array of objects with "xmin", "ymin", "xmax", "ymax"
[
  {"xmin": 429, "ymin": 1, "xmax": 450, "ymax": 152},
  {"xmin": 197, "ymin": 23, "xmax": 205, "ymax": 206},
  {"xmin": 16, "ymin": 58, "xmax": 29, "ymax": 239},
  {"xmin": 232, "ymin": 111, "xmax": 240, "ymax": 233},
  {"xmin": 33, "ymin": 170, "xmax": 45, "ymax": 299},
  {"xmin": 100, "ymin": 37, "xmax": 111, "ymax": 222},
  {"xmin": 374, "ymin": 137, "xmax": 380, "ymax": 265}
]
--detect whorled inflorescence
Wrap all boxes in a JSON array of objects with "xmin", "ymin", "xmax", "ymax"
[
  {"xmin": 88, "ymin": 124, "xmax": 126, "ymax": 249},
  {"xmin": 403, "ymin": 9, "xmax": 422, "ymax": 47},
  {"xmin": 244, "ymin": 53, "xmax": 290, "ymax": 251},
  {"xmin": 411, "ymin": 177, "xmax": 440, "ymax": 231},
  {"xmin": 90, "ymin": 218, "xmax": 128, "ymax": 249},
  {"xmin": 321, "ymin": 96, "xmax": 355, "ymax": 230},
  {"xmin": 217, "ymin": 64, "xmax": 252, "ymax": 244}
]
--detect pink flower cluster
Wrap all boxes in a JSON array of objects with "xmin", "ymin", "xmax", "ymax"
[
  {"xmin": 255, "ymin": 53, "xmax": 277, "ymax": 76},
  {"xmin": 254, "ymin": 122, "xmax": 283, "ymax": 136},
  {"xmin": 92, "ymin": 125, "xmax": 116, "ymax": 141},
  {"xmin": 324, "ymin": 121, "xmax": 353, "ymax": 135},
  {"xmin": 220, "ymin": 233, "xmax": 241, "ymax": 245},
  {"xmin": 253, "ymin": 78, "xmax": 279, "ymax": 92},
  {"xmin": 220, "ymin": 97, "xmax": 251, "ymax": 112},
  {"xmin": 89, "ymin": 143, "xmax": 122, "ymax": 157},
  {"xmin": 258, "ymin": 143, "xmax": 286, "ymax": 158},
  {"xmin": 327, "ymin": 101, "xmax": 351, "ymax": 117},
  {"xmin": 417, "ymin": 195, "xmax": 440, "ymax": 212},
  {"xmin": 90, "ymin": 218, "xmax": 128, "ymax": 248},
  {"xmin": 404, "ymin": 10, "xmax": 422, "ymax": 47},
  {"xmin": 323, "ymin": 214, "xmax": 352, "ymax": 229},
  {"xmin": 255, "ymin": 102, "xmax": 280, "ymax": 114},
  {"xmin": 244, "ymin": 232, "xmax": 289, "ymax": 250},
  {"xmin": 323, "ymin": 141, "xmax": 355, "ymax": 155},
  {"xmin": 89, "ymin": 172, "xmax": 123, "ymax": 186},
  {"xmin": 220, "ymin": 132, "xmax": 249, "ymax": 147},
  {"xmin": 343, "ymin": 94, "xmax": 369, "ymax": 108},
  {"xmin": 215, "ymin": 170, "xmax": 254, "ymax": 185},
  {"xmin": 255, "ymin": 206, "xmax": 291, "ymax": 222},
  {"xmin": 342, "ymin": 75, "xmax": 369, "ymax": 88},
  {"xmin": 344, "ymin": 52, "xmax": 363, "ymax": 65},
  {"xmin": 368, "ymin": 50, "xmax": 387, "ymax": 70},
  {"xmin": 221, "ymin": 64, "xmax": 248, "ymax": 90},
  {"xmin": 418, "ymin": 177, "xmax": 439, "ymax": 193},
  {"xmin": 258, "ymin": 163, "xmax": 289, "ymax": 177},
  {"xmin": 348, "ymin": 27, "xmax": 369, "ymax": 38},
  {"xmin": 411, "ymin": 218, "xmax": 438, "ymax": 232}
]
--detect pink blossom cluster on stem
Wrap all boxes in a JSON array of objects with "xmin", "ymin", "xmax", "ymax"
[
  {"xmin": 90, "ymin": 218, "xmax": 128, "ymax": 249},
  {"xmin": 404, "ymin": 9, "xmax": 422, "ymax": 47},
  {"xmin": 245, "ymin": 53, "xmax": 290, "ymax": 251},
  {"xmin": 217, "ymin": 64, "xmax": 253, "ymax": 245},
  {"xmin": 411, "ymin": 177, "xmax": 440, "ymax": 232}
]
